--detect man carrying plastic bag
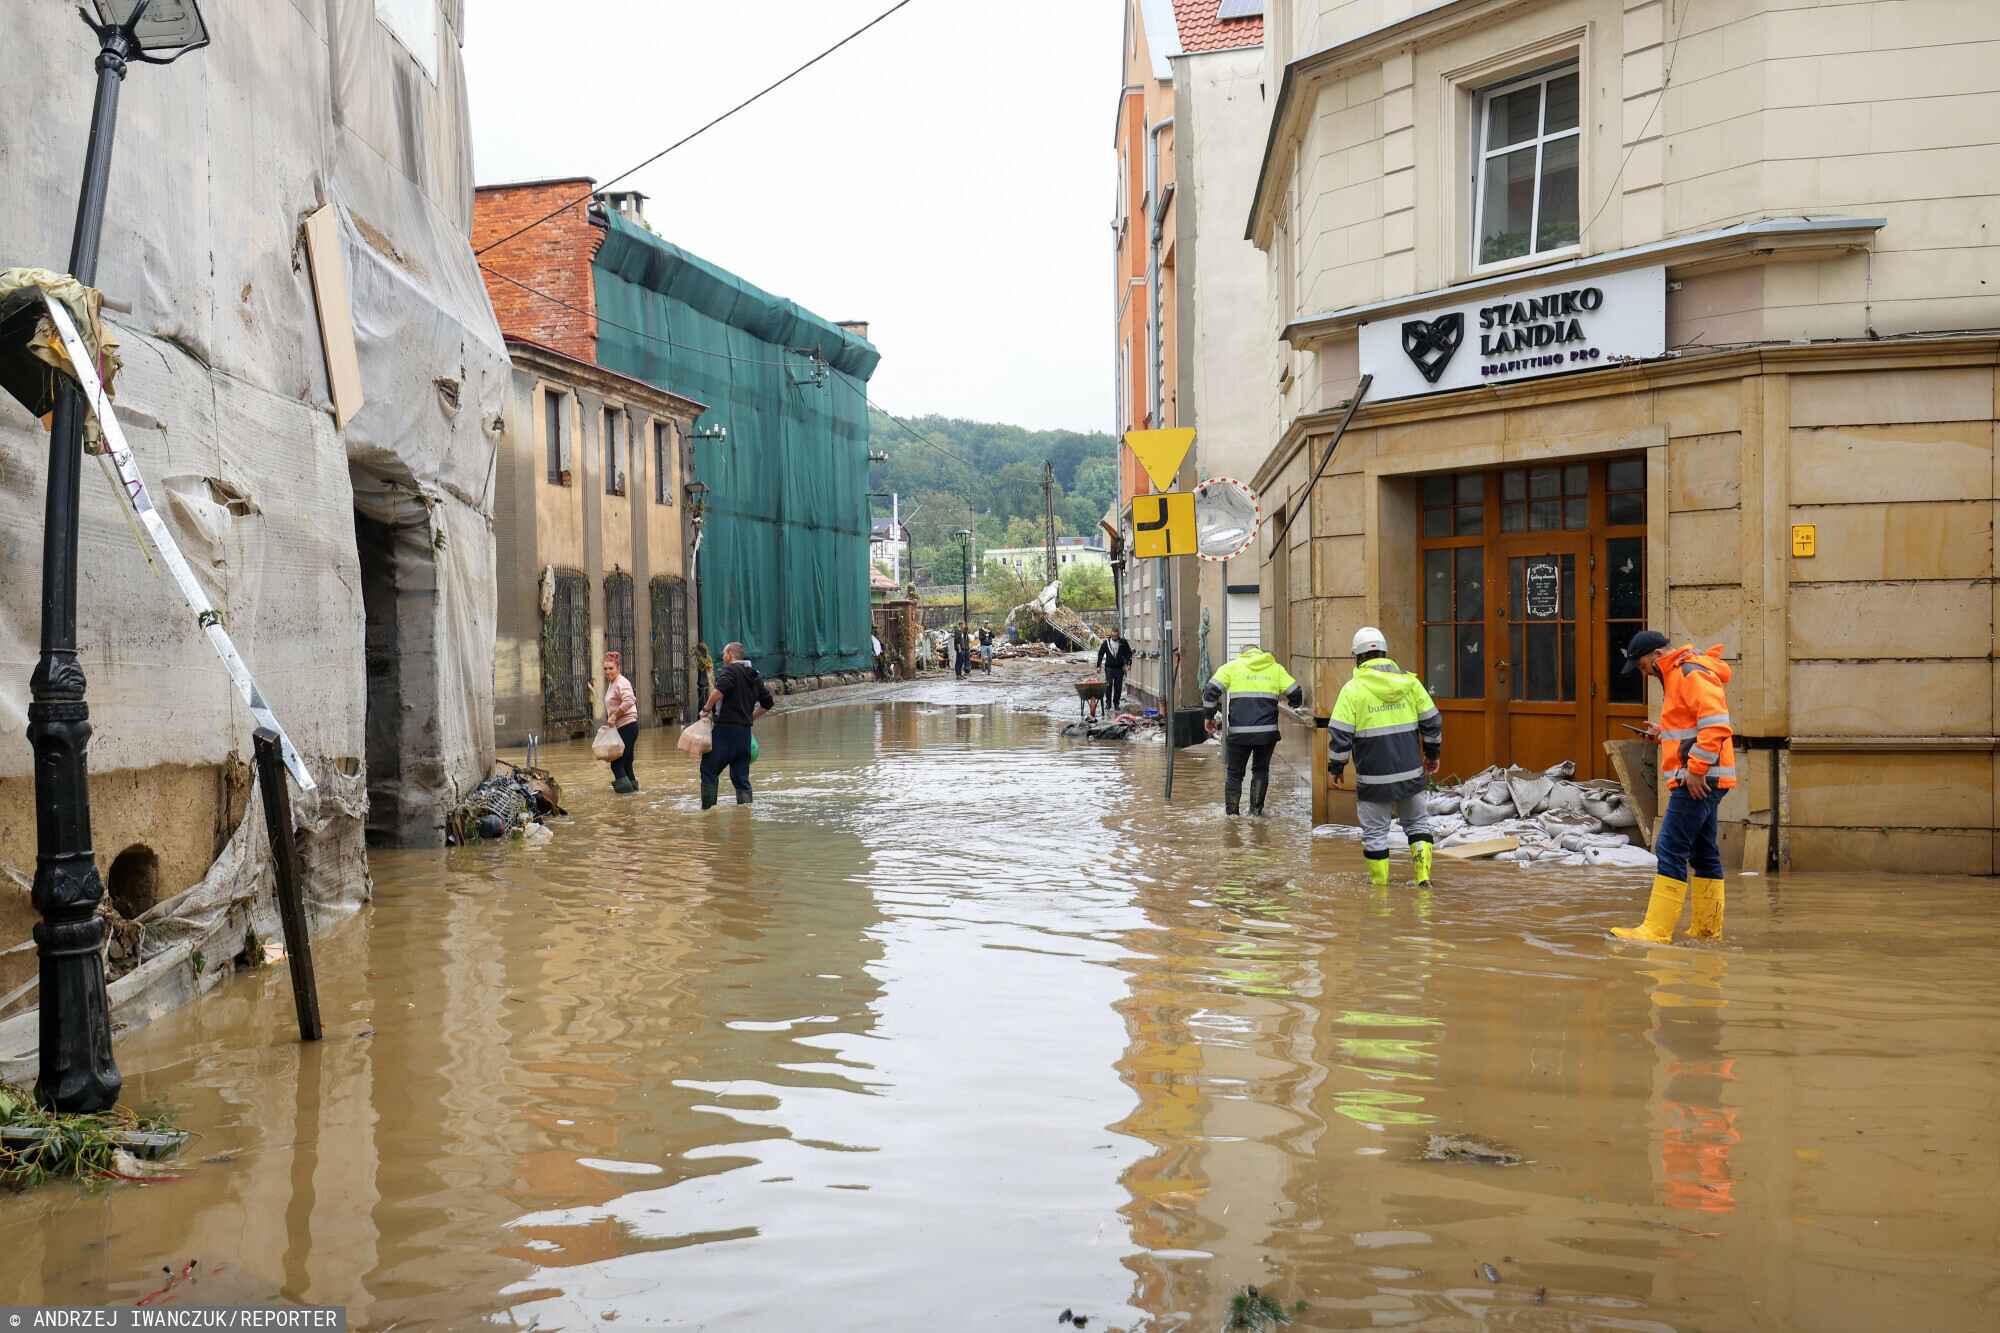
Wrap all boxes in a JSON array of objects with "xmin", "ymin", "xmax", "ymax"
[{"xmin": 696, "ymin": 641, "xmax": 775, "ymax": 808}]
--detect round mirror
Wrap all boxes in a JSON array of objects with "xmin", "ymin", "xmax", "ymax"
[{"xmin": 1193, "ymin": 476, "xmax": 1260, "ymax": 562}]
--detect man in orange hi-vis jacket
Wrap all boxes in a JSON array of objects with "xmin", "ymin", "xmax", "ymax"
[{"xmin": 1611, "ymin": 631, "xmax": 1736, "ymax": 944}]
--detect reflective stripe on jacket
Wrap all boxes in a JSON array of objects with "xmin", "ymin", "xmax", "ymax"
[
  {"xmin": 1656, "ymin": 643, "xmax": 1736, "ymax": 791},
  {"xmin": 1202, "ymin": 648, "xmax": 1303, "ymax": 742},
  {"xmin": 1328, "ymin": 657, "xmax": 1442, "ymax": 803}
]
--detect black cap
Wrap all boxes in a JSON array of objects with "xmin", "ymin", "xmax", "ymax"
[{"xmin": 1621, "ymin": 629, "xmax": 1669, "ymax": 673}]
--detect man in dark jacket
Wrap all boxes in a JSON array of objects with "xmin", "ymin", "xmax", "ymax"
[
  {"xmin": 1096, "ymin": 632, "xmax": 1134, "ymax": 711},
  {"xmin": 698, "ymin": 642, "xmax": 775, "ymax": 808}
]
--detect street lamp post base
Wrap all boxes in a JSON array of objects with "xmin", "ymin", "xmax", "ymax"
[{"xmin": 33, "ymin": 909, "xmax": 121, "ymax": 1114}]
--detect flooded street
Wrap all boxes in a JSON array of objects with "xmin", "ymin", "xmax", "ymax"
[{"xmin": 2, "ymin": 664, "xmax": 1996, "ymax": 1330}]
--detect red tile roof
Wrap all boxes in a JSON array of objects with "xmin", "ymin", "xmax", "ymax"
[{"xmin": 1172, "ymin": 0, "xmax": 1263, "ymax": 53}]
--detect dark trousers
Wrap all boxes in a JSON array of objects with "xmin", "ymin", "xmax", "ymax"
[
  {"xmin": 610, "ymin": 722, "xmax": 640, "ymax": 787},
  {"xmin": 1224, "ymin": 741, "xmax": 1275, "ymax": 802},
  {"xmin": 1105, "ymin": 667, "xmax": 1125, "ymax": 711},
  {"xmin": 955, "ymin": 649, "xmax": 969, "ymax": 678},
  {"xmin": 700, "ymin": 723, "xmax": 755, "ymax": 802},
  {"xmin": 1654, "ymin": 786, "xmax": 1725, "ymax": 882}
]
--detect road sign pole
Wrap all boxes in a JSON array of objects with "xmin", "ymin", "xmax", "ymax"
[{"xmin": 1161, "ymin": 553, "xmax": 1174, "ymax": 801}]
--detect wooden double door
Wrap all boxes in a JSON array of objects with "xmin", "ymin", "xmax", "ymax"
[{"xmin": 1417, "ymin": 458, "xmax": 1648, "ymax": 781}]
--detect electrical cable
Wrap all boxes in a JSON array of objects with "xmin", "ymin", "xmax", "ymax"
[
  {"xmin": 475, "ymin": 0, "xmax": 919, "ymax": 259},
  {"xmin": 1578, "ymin": 0, "xmax": 1696, "ymax": 243},
  {"xmin": 837, "ymin": 376, "xmax": 973, "ymax": 467}
]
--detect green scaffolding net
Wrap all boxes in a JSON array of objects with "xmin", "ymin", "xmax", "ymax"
[{"xmin": 593, "ymin": 212, "xmax": 880, "ymax": 679}]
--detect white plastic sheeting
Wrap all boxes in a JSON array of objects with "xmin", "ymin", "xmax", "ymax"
[{"xmin": 0, "ymin": 0, "xmax": 503, "ymax": 1055}]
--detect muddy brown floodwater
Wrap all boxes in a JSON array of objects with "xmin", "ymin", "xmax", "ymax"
[{"xmin": 2, "ymin": 664, "xmax": 1996, "ymax": 1330}]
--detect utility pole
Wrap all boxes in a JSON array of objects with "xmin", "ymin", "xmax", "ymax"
[{"xmin": 1043, "ymin": 461, "xmax": 1058, "ymax": 590}]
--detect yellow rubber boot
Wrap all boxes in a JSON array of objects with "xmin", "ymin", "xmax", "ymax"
[
  {"xmin": 1610, "ymin": 874, "xmax": 1688, "ymax": 943},
  {"xmin": 1412, "ymin": 841, "xmax": 1434, "ymax": 887},
  {"xmin": 1688, "ymin": 876, "xmax": 1725, "ymax": 940},
  {"xmin": 1366, "ymin": 855, "xmax": 1390, "ymax": 887}
]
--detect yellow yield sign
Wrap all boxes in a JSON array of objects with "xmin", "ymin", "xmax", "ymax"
[
  {"xmin": 1133, "ymin": 490, "xmax": 1196, "ymax": 558},
  {"xmin": 1124, "ymin": 427, "xmax": 1195, "ymax": 492}
]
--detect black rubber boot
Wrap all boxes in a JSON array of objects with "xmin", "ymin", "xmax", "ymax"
[
  {"xmin": 1224, "ymin": 780, "xmax": 1242, "ymax": 816},
  {"xmin": 1249, "ymin": 775, "xmax": 1268, "ymax": 816},
  {"xmin": 700, "ymin": 778, "xmax": 719, "ymax": 810},
  {"xmin": 734, "ymin": 786, "xmax": 753, "ymax": 805}
]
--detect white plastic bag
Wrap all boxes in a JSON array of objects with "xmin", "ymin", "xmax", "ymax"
[
  {"xmin": 592, "ymin": 725, "xmax": 625, "ymax": 763},
  {"xmin": 677, "ymin": 717, "xmax": 714, "ymax": 756}
]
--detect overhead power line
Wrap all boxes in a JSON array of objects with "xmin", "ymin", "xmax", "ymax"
[
  {"xmin": 475, "ymin": 0, "xmax": 920, "ymax": 259},
  {"xmin": 841, "ymin": 378, "xmax": 972, "ymax": 466}
]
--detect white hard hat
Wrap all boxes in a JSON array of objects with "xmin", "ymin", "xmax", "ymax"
[{"xmin": 1352, "ymin": 626, "xmax": 1389, "ymax": 656}]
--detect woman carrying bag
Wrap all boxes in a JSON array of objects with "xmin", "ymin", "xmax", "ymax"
[{"xmin": 598, "ymin": 651, "xmax": 641, "ymax": 793}]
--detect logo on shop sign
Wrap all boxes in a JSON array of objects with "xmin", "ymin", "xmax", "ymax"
[{"xmin": 1400, "ymin": 313, "xmax": 1464, "ymax": 384}]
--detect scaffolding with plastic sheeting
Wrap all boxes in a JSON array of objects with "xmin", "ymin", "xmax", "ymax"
[{"xmin": 591, "ymin": 213, "xmax": 880, "ymax": 679}]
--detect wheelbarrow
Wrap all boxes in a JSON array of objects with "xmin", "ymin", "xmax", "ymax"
[{"xmin": 1075, "ymin": 677, "xmax": 1108, "ymax": 720}]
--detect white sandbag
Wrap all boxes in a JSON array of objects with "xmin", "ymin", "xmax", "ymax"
[
  {"xmin": 1583, "ymin": 844, "xmax": 1658, "ymax": 869},
  {"xmin": 592, "ymin": 726, "xmax": 625, "ymax": 763},
  {"xmin": 1466, "ymin": 798, "xmax": 1517, "ymax": 826}
]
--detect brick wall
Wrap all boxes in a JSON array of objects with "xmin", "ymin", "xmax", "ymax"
[{"xmin": 472, "ymin": 179, "xmax": 604, "ymax": 364}]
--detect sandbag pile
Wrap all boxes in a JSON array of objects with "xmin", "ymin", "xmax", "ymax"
[{"xmin": 1319, "ymin": 760, "xmax": 1657, "ymax": 869}]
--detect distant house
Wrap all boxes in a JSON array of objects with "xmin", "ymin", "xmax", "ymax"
[{"xmin": 979, "ymin": 537, "xmax": 1111, "ymax": 577}]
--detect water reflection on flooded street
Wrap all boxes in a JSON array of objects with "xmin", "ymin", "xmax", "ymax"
[{"xmin": 3, "ymin": 670, "xmax": 1996, "ymax": 1330}]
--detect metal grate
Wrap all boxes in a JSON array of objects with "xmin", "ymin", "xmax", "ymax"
[
  {"xmin": 650, "ymin": 576, "xmax": 688, "ymax": 710},
  {"xmin": 605, "ymin": 572, "xmax": 636, "ymax": 681},
  {"xmin": 540, "ymin": 571, "xmax": 591, "ymax": 726}
]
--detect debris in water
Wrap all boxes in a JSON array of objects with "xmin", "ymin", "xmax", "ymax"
[
  {"xmin": 1423, "ymin": 1133, "xmax": 1524, "ymax": 1166},
  {"xmin": 1535, "ymin": 1286, "xmax": 1548, "ymax": 1305},
  {"xmin": 1477, "ymin": 1263, "xmax": 1501, "ymax": 1284},
  {"xmin": 1224, "ymin": 1286, "xmax": 1291, "ymax": 1330}
]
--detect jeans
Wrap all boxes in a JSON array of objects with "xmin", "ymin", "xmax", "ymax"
[
  {"xmin": 610, "ymin": 722, "xmax": 640, "ymax": 788},
  {"xmin": 1105, "ymin": 667, "xmax": 1125, "ymax": 711},
  {"xmin": 1358, "ymin": 792, "xmax": 1432, "ymax": 856},
  {"xmin": 701, "ymin": 723, "xmax": 755, "ymax": 799},
  {"xmin": 1653, "ymin": 786, "xmax": 1724, "ymax": 882}
]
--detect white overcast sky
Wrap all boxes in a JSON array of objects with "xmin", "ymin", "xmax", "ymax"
[{"xmin": 465, "ymin": 0, "xmax": 1124, "ymax": 433}]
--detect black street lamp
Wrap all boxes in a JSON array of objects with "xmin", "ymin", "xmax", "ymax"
[{"xmin": 23, "ymin": 0, "xmax": 209, "ymax": 1112}]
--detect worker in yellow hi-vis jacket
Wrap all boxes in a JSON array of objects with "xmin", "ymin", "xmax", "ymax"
[{"xmin": 1327, "ymin": 627, "xmax": 1443, "ymax": 887}]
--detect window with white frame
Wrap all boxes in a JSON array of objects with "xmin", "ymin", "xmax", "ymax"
[{"xmin": 1474, "ymin": 65, "xmax": 1581, "ymax": 269}]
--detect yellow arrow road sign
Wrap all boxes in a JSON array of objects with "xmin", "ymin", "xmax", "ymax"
[
  {"xmin": 1132, "ymin": 490, "xmax": 1196, "ymax": 558},
  {"xmin": 1124, "ymin": 427, "xmax": 1196, "ymax": 492}
]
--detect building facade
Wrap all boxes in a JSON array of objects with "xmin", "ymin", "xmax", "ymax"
[
  {"xmin": 476, "ymin": 183, "xmax": 882, "ymax": 683},
  {"xmin": 1113, "ymin": 1, "xmax": 1186, "ymax": 705},
  {"xmin": 490, "ymin": 338, "xmax": 705, "ymax": 748},
  {"xmin": 1117, "ymin": 1, "xmax": 1270, "ymax": 704},
  {"xmin": 1246, "ymin": 0, "xmax": 2000, "ymax": 873},
  {"xmin": 1170, "ymin": 0, "xmax": 1273, "ymax": 678}
]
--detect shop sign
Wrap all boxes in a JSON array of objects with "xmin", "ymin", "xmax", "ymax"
[{"xmin": 1360, "ymin": 264, "xmax": 1665, "ymax": 399}]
